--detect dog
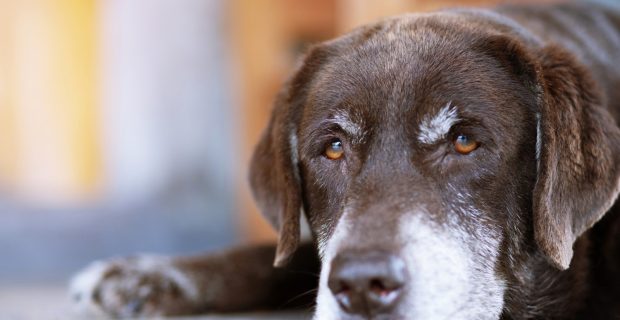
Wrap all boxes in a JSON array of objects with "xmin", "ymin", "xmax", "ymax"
[{"xmin": 70, "ymin": 2, "xmax": 620, "ymax": 319}]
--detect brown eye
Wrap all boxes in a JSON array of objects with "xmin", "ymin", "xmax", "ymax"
[
  {"xmin": 454, "ymin": 134, "xmax": 479, "ymax": 155},
  {"xmin": 324, "ymin": 139, "xmax": 344, "ymax": 160}
]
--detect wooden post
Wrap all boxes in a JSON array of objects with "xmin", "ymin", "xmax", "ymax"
[{"xmin": 0, "ymin": 0, "xmax": 101, "ymax": 204}]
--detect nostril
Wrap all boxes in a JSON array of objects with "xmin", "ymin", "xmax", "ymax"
[
  {"xmin": 370, "ymin": 277, "xmax": 403, "ymax": 292},
  {"xmin": 329, "ymin": 279, "xmax": 351, "ymax": 295},
  {"xmin": 333, "ymin": 282, "xmax": 354, "ymax": 311},
  {"xmin": 367, "ymin": 277, "xmax": 402, "ymax": 308},
  {"xmin": 369, "ymin": 278, "xmax": 391, "ymax": 296},
  {"xmin": 338, "ymin": 281, "xmax": 351, "ymax": 294},
  {"xmin": 370, "ymin": 278, "xmax": 386, "ymax": 291}
]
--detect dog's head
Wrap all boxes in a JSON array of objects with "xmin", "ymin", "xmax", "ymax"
[{"xmin": 249, "ymin": 10, "xmax": 620, "ymax": 320}]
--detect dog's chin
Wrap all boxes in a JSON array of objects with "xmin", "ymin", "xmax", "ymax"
[{"xmin": 314, "ymin": 214, "xmax": 506, "ymax": 320}]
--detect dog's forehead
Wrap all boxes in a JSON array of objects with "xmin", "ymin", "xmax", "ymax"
[
  {"xmin": 300, "ymin": 13, "xmax": 537, "ymax": 152},
  {"xmin": 306, "ymin": 25, "xmax": 485, "ymax": 120}
]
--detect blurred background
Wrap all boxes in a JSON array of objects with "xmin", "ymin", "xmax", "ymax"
[{"xmin": 0, "ymin": 0, "xmax": 574, "ymax": 317}]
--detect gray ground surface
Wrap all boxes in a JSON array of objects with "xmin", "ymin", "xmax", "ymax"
[
  {"xmin": 0, "ymin": 189, "xmax": 236, "ymax": 285},
  {"xmin": 0, "ymin": 285, "xmax": 311, "ymax": 320}
]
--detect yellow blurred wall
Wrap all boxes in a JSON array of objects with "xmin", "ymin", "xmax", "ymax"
[{"xmin": 0, "ymin": 0, "xmax": 101, "ymax": 204}]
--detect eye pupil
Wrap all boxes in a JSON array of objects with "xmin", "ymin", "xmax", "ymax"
[
  {"xmin": 325, "ymin": 139, "xmax": 344, "ymax": 160},
  {"xmin": 331, "ymin": 140, "xmax": 342, "ymax": 150}
]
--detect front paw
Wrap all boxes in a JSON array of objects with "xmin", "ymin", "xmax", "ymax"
[{"xmin": 70, "ymin": 256, "xmax": 201, "ymax": 318}]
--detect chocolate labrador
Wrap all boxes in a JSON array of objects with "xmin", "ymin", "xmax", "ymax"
[{"xmin": 71, "ymin": 2, "xmax": 620, "ymax": 319}]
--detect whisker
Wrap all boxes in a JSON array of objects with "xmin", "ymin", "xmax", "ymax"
[{"xmin": 278, "ymin": 288, "xmax": 319, "ymax": 309}]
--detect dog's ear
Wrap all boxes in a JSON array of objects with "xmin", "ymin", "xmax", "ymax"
[
  {"xmin": 478, "ymin": 35, "xmax": 620, "ymax": 269},
  {"xmin": 249, "ymin": 46, "xmax": 330, "ymax": 267},
  {"xmin": 533, "ymin": 45, "xmax": 620, "ymax": 269}
]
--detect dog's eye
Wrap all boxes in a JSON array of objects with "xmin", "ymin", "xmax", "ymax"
[
  {"xmin": 324, "ymin": 139, "xmax": 344, "ymax": 160},
  {"xmin": 454, "ymin": 134, "xmax": 479, "ymax": 155}
]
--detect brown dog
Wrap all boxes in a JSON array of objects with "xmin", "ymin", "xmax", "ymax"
[{"xmin": 71, "ymin": 2, "xmax": 620, "ymax": 319}]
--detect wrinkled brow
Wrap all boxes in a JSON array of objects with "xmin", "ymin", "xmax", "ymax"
[
  {"xmin": 331, "ymin": 110, "xmax": 363, "ymax": 138},
  {"xmin": 304, "ymin": 110, "xmax": 366, "ymax": 142}
]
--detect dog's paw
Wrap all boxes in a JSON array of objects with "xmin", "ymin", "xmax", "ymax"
[{"xmin": 70, "ymin": 256, "xmax": 201, "ymax": 318}]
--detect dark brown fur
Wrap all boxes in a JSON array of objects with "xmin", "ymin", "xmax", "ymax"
[{"xmin": 79, "ymin": 2, "xmax": 620, "ymax": 319}]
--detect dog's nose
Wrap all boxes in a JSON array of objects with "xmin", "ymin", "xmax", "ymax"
[{"xmin": 328, "ymin": 251, "xmax": 406, "ymax": 315}]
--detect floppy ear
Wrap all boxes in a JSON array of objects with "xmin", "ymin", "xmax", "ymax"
[
  {"xmin": 249, "ymin": 46, "xmax": 329, "ymax": 267},
  {"xmin": 479, "ymin": 35, "xmax": 620, "ymax": 269},
  {"xmin": 533, "ymin": 45, "xmax": 620, "ymax": 270}
]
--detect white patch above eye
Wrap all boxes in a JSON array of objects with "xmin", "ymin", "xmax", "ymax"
[
  {"xmin": 333, "ymin": 111, "xmax": 363, "ymax": 139},
  {"xmin": 418, "ymin": 102, "xmax": 459, "ymax": 144}
]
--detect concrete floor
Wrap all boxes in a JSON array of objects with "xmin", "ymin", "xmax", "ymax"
[{"xmin": 0, "ymin": 285, "xmax": 311, "ymax": 320}]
